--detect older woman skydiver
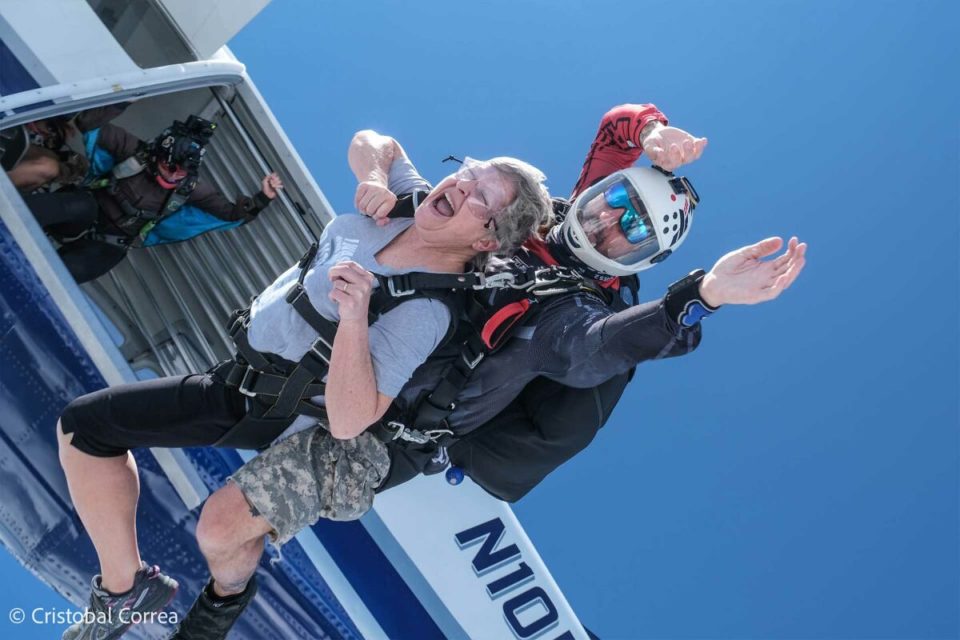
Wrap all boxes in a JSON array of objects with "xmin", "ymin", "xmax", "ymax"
[{"xmin": 56, "ymin": 153, "xmax": 552, "ymax": 640}]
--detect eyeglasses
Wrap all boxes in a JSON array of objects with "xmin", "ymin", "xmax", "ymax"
[
  {"xmin": 604, "ymin": 182, "xmax": 652, "ymax": 244},
  {"xmin": 454, "ymin": 157, "xmax": 501, "ymax": 235}
]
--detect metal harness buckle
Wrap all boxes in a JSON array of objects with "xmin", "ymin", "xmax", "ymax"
[
  {"xmin": 309, "ymin": 338, "xmax": 333, "ymax": 365},
  {"xmin": 285, "ymin": 282, "xmax": 307, "ymax": 305},
  {"xmin": 228, "ymin": 310, "xmax": 251, "ymax": 338},
  {"xmin": 386, "ymin": 276, "xmax": 415, "ymax": 297},
  {"xmin": 462, "ymin": 349, "xmax": 484, "ymax": 370},
  {"xmin": 385, "ymin": 421, "xmax": 425, "ymax": 444},
  {"xmin": 384, "ymin": 421, "xmax": 453, "ymax": 445},
  {"xmin": 472, "ymin": 272, "xmax": 518, "ymax": 290},
  {"xmin": 529, "ymin": 266, "xmax": 583, "ymax": 297},
  {"xmin": 237, "ymin": 366, "xmax": 260, "ymax": 398},
  {"xmin": 474, "ymin": 267, "xmax": 581, "ymax": 293}
]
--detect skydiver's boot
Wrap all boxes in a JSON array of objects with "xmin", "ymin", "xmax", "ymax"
[
  {"xmin": 169, "ymin": 575, "xmax": 258, "ymax": 640},
  {"xmin": 61, "ymin": 562, "xmax": 178, "ymax": 640}
]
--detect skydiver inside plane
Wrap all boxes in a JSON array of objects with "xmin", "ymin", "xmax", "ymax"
[
  {"xmin": 20, "ymin": 107, "xmax": 283, "ymax": 284},
  {"xmin": 1, "ymin": 116, "xmax": 89, "ymax": 192}
]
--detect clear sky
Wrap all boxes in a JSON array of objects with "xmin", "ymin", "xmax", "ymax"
[
  {"xmin": 229, "ymin": 0, "xmax": 959, "ymax": 638},
  {"xmin": 0, "ymin": 1, "xmax": 956, "ymax": 639}
]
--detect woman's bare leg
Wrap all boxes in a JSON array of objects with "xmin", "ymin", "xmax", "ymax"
[
  {"xmin": 196, "ymin": 482, "xmax": 273, "ymax": 596},
  {"xmin": 57, "ymin": 420, "xmax": 143, "ymax": 593}
]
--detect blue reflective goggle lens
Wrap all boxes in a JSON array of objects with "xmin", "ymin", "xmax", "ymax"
[{"xmin": 605, "ymin": 182, "xmax": 651, "ymax": 244}]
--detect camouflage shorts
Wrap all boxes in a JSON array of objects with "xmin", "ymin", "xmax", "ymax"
[{"xmin": 229, "ymin": 422, "xmax": 390, "ymax": 545}]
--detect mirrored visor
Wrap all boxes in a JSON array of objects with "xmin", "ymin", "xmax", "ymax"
[{"xmin": 576, "ymin": 179, "xmax": 663, "ymax": 265}]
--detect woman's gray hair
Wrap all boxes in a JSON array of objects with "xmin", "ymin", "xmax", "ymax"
[{"xmin": 471, "ymin": 156, "xmax": 553, "ymax": 270}]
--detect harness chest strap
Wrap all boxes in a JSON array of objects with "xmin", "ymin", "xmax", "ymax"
[
  {"xmin": 216, "ymin": 241, "xmax": 591, "ymax": 449},
  {"xmin": 401, "ymin": 271, "xmax": 606, "ymax": 438},
  {"xmin": 215, "ymin": 242, "xmax": 466, "ymax": 448},
  {"xmin": 371, "ymin": 263, "xmax": 589, "ymax": 436},
  {"xmin": 250, "ymin": 242, "xmax": 338, "ymax": 421},
  {"xmin": 380, "ymin": 264, "xmax": 582, "ymax": 298}
]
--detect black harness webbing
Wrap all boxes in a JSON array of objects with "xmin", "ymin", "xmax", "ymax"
[
  {"xmin": 379, "ymin": 264, "xmax": 584, "ymax": 299},
  {"xmin": 390, "ymin": 269, "xmax": 608, "ymax": 446},
  {"xmin": 405, "ymin": 330, "xmax": 488, "ymax": 435},
  {"xmin": 212, "ymin": 240, "xmax": 603, "ymax": 450},
  {"xmin": 214, "ymin": 243, "xmax": 338, "ymax": 447},
  {"xmin": 213, "ymin": 242, "xmax": 476, "ymax": 448}
]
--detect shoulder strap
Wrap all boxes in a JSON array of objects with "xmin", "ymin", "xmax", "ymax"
[
  {"xmin": 158, "ymin": 174, "xmax": 199, "ymax": 215},
  {"xmin": 377, "ymin": 263, "xmax": 583, "ymax": 298},
  {"xmin": 221, "ymin": 242, "xmax": 336, "ymax": 423},
  {"xmin": 372, "ymin": 261, "xmax": 589, "ymax": 357},
  {"xmin": 384, "ymin": 190, "xmax": 431, "ymax": 220},
  {"xmin": 226, "ymin": 243, "xmax": 473, "ymax": 419},
  {"xmin": 377, "ymin": 271, "xmax": 482, "ymax": 297},
  {"xmin": 402, "ymin": 266, "xmax": 606, "ymax": 435},
  {"xmin": 111, "ymin": 154, "xmax": 147, "ymax": 180},
  {"xmin": 285, "ymin": 242, "xmax": 338, "ymax": 352},
  {"xmin": 369, "ymin": 276, "xmax": 466, "ymax": 350}
]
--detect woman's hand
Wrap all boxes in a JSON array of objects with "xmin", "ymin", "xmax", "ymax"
[
  {"xmin": 328, "ymin": 261, "xmax": 376, "ymax": 321},
  {"xmin": 354, "ymin": 180, "xmax": 397, "ymax": 226}
]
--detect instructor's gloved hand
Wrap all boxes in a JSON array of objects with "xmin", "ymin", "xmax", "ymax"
[
  {"xmin": 640, "ymin": 123, "xmax": 708, "ymax": 172},
  {"xmin": 699, "ymin": 236, "xmax": 807, "ymax": 306},
  {"xmin": 355, "ymin": 180, "xmax": 397, "ymax": 226},
  {"xmin": 328, "ymin": 261, "xmax": 376, "ymax": 321}
]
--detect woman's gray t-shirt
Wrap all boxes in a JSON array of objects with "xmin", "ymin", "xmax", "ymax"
[{"xmin": 246, "ymin": 214, "xmax": 451, "ymax": 400}]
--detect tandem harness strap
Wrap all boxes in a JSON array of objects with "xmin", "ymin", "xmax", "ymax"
[
  {"xmin": 212, "ymin": 242, "xmax": 596, "ymax": 450},
  {"xmin": 213, "ymin": 243, "xmax": 337, "ymax": 448},
  {"xmin": 213, "ymin": 242, "xmax": 468, "ymax": 449},
  {"xmin": 379, "ymin": 264, "xmax": 584, "ymax": 298},
  {"xmin": 378, "ymin": 264, "xmax": 604, "ymax": 449}
]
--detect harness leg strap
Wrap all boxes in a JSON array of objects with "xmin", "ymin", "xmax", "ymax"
[{"xmin": 214, "ymin": 411, "xmax": 297, "ymax": 450}]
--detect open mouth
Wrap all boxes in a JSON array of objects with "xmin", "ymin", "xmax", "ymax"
[{"xmin": 432, "ymin": 192, "xmax": 455, "ymax": 217}]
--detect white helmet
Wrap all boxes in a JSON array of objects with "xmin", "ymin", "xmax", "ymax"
[{"xmin": 559, "ymin": 166, "xmax": 700, "ymax": 276}]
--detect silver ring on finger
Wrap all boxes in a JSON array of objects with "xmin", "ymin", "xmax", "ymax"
[{"xmin": 342, "ymin": 282, "xmax": 350, "ymax": 293}]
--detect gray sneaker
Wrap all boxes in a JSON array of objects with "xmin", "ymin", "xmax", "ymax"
[{"xmin": 62, "ymin": 563, "xmax": 178, "ymax": 640}]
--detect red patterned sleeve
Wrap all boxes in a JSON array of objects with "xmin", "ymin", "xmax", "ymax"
[{"xmin": 570, "ymin": 103, "xmax": 668, "ymax": 199}]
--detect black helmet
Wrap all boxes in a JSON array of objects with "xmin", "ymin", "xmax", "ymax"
[{"xmin": 148, "ymin": 115, "xmax": 216, "ymax": 187}]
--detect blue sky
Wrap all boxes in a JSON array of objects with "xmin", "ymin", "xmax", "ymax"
[
  {"xmin": 1, "ymin": 1, "xmax": 956, "ymax": 638},
  {"xmin": 229, "ymin": 0, "xmax": 959, "ymax": 637}
]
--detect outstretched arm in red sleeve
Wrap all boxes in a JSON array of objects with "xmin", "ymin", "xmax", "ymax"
[
  {"xmin": 571, "ymin": 103, "xmax": 668, "ymax": 199},
  {"xmin": 570, "ymin": 103, "xmax": 708, "ymax": 199}
]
